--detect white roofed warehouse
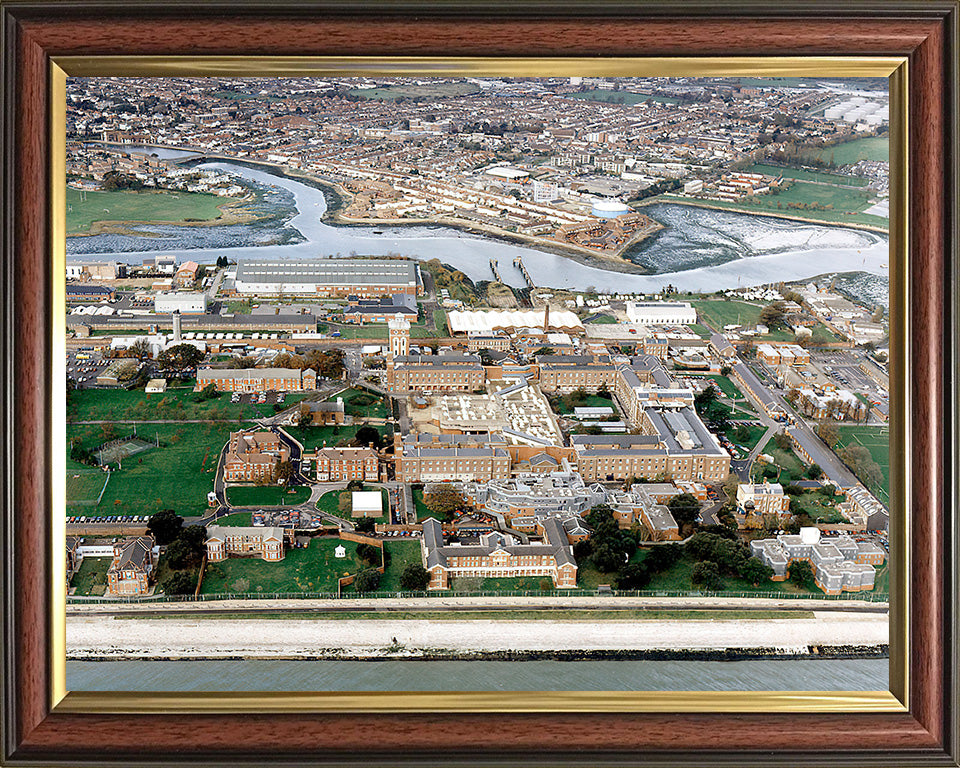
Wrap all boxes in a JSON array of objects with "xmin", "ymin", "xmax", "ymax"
[
  {"xmin": 448, "ymin": 309, "xmax": 584, "ymax": 336},
  {"xmin": 227, "ymin": 259, "xmax": 421, "ymax": 298}
]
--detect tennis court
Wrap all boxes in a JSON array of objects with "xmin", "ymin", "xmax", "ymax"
[{"xmin": 96, "ymin": 436, "xmax": 156, "ymax": 465}]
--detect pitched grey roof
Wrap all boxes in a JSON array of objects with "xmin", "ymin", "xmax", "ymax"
[{"xmin": 113, "ymin": 538, "xmax": 153, "ymax": 571}]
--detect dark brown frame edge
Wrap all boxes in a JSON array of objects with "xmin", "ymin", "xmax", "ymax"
[{"xmin": 1, "ymin": 1, "xmax": 957, "ymax": 766}]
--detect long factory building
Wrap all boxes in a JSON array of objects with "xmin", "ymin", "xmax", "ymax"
[{"xmin": 226, "ymin": 259, "xmax": 421, "ymax": 298}]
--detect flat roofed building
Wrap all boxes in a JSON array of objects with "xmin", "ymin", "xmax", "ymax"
[
  {"xmin": 351, "ymin": 490, "xmax": 383, "ymax": 518},
  {"xmin": 420, "ymin": 516, "xmax": 577, "ymax": 590},
  {"xmin": 196, "ymin": 367, "xmax": 316, "ymax": 393},
  {"xmin": 205, "ymin": 525, "xmax": 285, "ymax": 562},
  {"xmin": 626, "ymin": 301, "xmax": 697, "ymax": 326},
  {"xmin": 395, "ymin": 433, "xmax": 511, "ymax": 483},
  {"xmin": 464, "ymin": 472, "xmax": 606, "ymax": 522},
  {"xmin": 232, "ymin": 259, "xmax": 419, "ymax": 298},
  {"xmin": 155, "ymin": 291, "xmax": 208, "ymax": 314}
]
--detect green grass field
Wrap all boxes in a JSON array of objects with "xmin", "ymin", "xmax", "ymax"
[
  {"xmin": 812, "ymin": 136, "xmax": 889, "ymax": 165},
  {"xmin": 66, "ymin": 187, "xmax": 233, "ymax": 235},
  {"xmin": 790, "ymin": 491, "xmax": 847, "ymax": 524},
  {"xmin": 642, "ymin": 554, "xmax": 821, "ymax": 595},
  {"xmin": 566, "ymin": 89, "xmax": 678, "ymax": 105},
  {"xmin": 448, "ymin": 575, "xmax": 555, "ymax": 592},
  {"xmin": 66, "ymin": 422, "xmax": 231, "ymax": 517},
  {"xmin": 725, "ymin": 423, "xmax": 768, "ymax": 452},
  {"xmin": 369, "ymin": 540, "xmax": 422, "ymax": 592},
  {"xmin": 835, "ymin": 425, "xmax": 891, "ymax": 501},
  {"xmin": 689, "ymin": 299, "xmax": 793, "ymax": 340},
  {"xmin": 347, "ymin": 82, "xmax": 480, "ymax": 101},
  {"xmin": 752, "ymin": 437, "xmax": 809, "ymax": 486},
  {"xmin": 226, "ymin": 485, "xmax": 311, "ymax": 507},
  {"xmin": 333, "ymin": 388, "xmax": 389, "ymax": 418},
  {"xmin": 288, "ymin": 423, "xmax": 392, "ymax": 452},
  {"xmin": 743, "ymin": 163, "xmax": 869, "ymax": 187},
  {"xmin": 551, "ymin": 394, "xmax": 617, "ymax": 415},
  {"xmin": 216, "ymin": 512, "xmax": 252, "ymax": 527},
  {"xmin": 66, "ymin": 468, "xmax": 110, "ymax": 506},
  {"xmin": 200, "ymin": 537, "xmax": 363, "ymax": 594},
  {"xmin": 70, "ymin": 557, "xmax": 111, "ymax": 596},
  {"xmin": 67, "ymin": 385, "xmax": 308, "ymax": 423}
]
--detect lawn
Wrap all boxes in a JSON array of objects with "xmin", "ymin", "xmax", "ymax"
[
  {"xmin": 67, "ymin": 385, "xmax": 309, "ymax": 423},
  {"xmin": 689, "ymin": 299, "xmax": 793, "ymax": 340},
  {"xmin": 66, "ymin": 467, "xmax": 110, "ymax": 506},
  {"xmin": 706, "ymin": 375, "xmax": 750, "ymax": 404},
  {"xmin": 371, "ymin": 540, "xmax": 423, "ymax": 592},
  {"xmin": 70, "ymin": 557, "xmax": 111, "ymax": 596},
  {"xmin": 216, "ymin": 512, "xmax": 252, "ymax": 527},
  {"xmin": 447, "ymin": 575, "xmax": 557, "ymax": 592},
  {"xmin": 835, "ymin": 425, "xmax": 891, "ymax": 501},
  {"xmin": 642, "ymin": 554, "xmax": 821, "ymax": 595},
  {"xmin": 333, "ymin": 388, "xmax": 389, "ymax": 418},
  {"xmin": 317, "ymin": 487, "xmax": 389, "ymax": 521},
  {"xmin": 66, "ymin": 422, "xmax": 231, "ymax": 517},
  {"xmin": 725, "ymin": 423, "xmax": 768, "ymax": 452},
  {"xmin": 752, "ymin": 437, "xmax": 809, "ymax": 486},
  {"xmin": 226, "ymin": 485, "xmax": 311, "ymax": 507},
  {"xmin": 432, "ymin": 309, "xmax": 449, "ymax": 336},
  {"xmin": 199, "ymin": 537, "xmax": 364, "ymax": 595},
  {"xmin": 347, "ymin": 82, "xmax": 480, "ymax": 101},
  {"xmin": 790, "ymin": 491, "xmax": 848, "ymax": 524},
  {"xmin": 743, "ymin": 163, "xmax": 869, "ymax": 187},
  {"xmin": 811, "ymin": 136, "xmax": 889, "ymax": 165},
  {"xmin": 287, "ymin": 423, "xmax": 392, "ymax": 452},
  {"xmin": 566, "ymin": 89, "xmax": 678, "ymax": 105},
  {"xmin": 66, "ymin": 186, "xmax": 235, "ymax": 235},
  {"xmin": 550, "ymin": 393, "xmax": 617, "ymax": 415},
  {"xmin": 411, "ymin": 488, "xmax": 435, "ymax": 522}
]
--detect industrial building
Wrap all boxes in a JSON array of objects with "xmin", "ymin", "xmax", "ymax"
[
  {"xmin": 229, "ymin": 259, "xmax": 420, "ymax": 298},
  {"xmin": 154, "ymin": 291, "xmax": 209, "ymax": 314},
  {"xmin": 625, "ymin": 301, "xmax": 698, "ymax": 326}
]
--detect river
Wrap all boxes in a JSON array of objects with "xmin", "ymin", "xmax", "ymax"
[
  {"xmin": 68, "ymin": 147, "xmax": 890, "ymax": 296},
  {"xmin": 66, "ymin": 657, "xmax": 888, "ymax": 692}
]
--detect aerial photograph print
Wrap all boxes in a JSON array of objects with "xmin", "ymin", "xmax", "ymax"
[{"xmin": 63, "ymin": 73, "xmax": 893, "ymax": 694}]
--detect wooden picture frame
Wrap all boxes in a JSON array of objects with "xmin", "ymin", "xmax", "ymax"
[{"xmin": 2, "ymin": 2, "xmax": 957, "ymax": 765}]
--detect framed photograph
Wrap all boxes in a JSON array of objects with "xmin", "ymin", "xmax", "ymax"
[{"xmin": 1, "ymin": 2, "xmax": 957, "ymax": 766}]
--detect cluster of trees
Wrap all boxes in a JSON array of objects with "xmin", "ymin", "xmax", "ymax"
[
  {"xmin": 270, "ymin": 349, "xmax": 345, "ymax": 379},
  {"xmin": 215, "ymin": 255, "xmax": 230, "ymax": 268},
  {"xmin": 686, "ymin": 530, "xmax": 774, "ymax": 590},
  {"xmin": 156, "ymin": 343, "xmax": 205, "ymax": 373},
  {"xmin": 616, "ymin": 544, "xmax": 683, "ymax": 590},
  {"xmin": 422, "ymin": 484, "xmax": 465, "ymax": 521},
  {"xmin": 693, "ymin": 385, "xmax": 729, "ymax": 431},
  {"xmin": 69, "ymin": 440, "xmax": 98, "ymax": 467},
  {"xmin": 195, "ymin": 382, "xmax": 221, "ymax": 402},
  {"xmin": 758, "ymin": 301, "xmax": 787, "ymax": 330},
  {"xmin": 101, "ymin": 171, "xmax": 145, "ymax": 191},
  {"xmin": 627, "ymin": 178, "xmax": 682, "ymax": 203},
  {"xmin": 839, "ymin": 444, "xmax": 885, "ymax": 490},
  {"xmin": 574, "ymin": 505, "xmax": 638, "ymax": 574},
  {"xmin": 147, "ymin": 510, "xmax": 207, "ymax": 595}
]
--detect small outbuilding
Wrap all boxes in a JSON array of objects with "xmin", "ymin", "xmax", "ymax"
[
  {"xmin": 145, "ymin": 378, "xmax": 167, "ymax": 394},
  {"xmin": 334, "ymin": 544, "xmax": 347, "ymax": 559}
]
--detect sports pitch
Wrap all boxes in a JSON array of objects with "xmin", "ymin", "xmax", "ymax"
[{"xmin": 836, "ymin": 425, "xmax": 890, "ymax": 501}]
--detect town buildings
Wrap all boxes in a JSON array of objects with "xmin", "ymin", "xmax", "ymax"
[
  {"xmin": 736, "ymin": 482, "xmax": 791, "ymax": 518},
  {"xmin": 421, "ymin": 516, "xmax": 577, "ymax": 590},
  {"xmin": 315, "ymin": 447, "xmax": 379, "ymax": 482},
  {"xmin": 205, "ymin": 525, "xmax": 288, "ymax": 562},
  {"xmin": 750, "ymin": 528, "xmax": 884, "ymax": 594},
  {"xmin": 196, "ymin": 366, "xmax": 317, "ymax": 392},
  {"xmin": 223, "ymin": 430, "xmax": 290, "ymax": 482},
  {"xmin": 106, "ymin": 537, "xmax": 156, "ymax": 597}
]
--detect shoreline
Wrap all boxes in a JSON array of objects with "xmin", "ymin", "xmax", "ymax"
[
  {"xmin": 641, "ymin": 195, "xmax": 890, "ymax": 236},
  {"xmin": 68, "ymin": 645, "xmax": 889, "ymax": 663}
]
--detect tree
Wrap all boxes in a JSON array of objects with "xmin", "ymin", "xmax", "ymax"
[
  {"xmin": 161, "ymin": 570, "xmax": 196, "ymax": 595},
  {"xmin": 759, "ymin": 301, "xmax": 787, "ymax": 329},
  {"xmin": 179, "ymin": 524, "xmax": 207, "ymax": 555},
  {"xmin": 356, "ymin": 542, "xmax": 380, "ymax": 565},
  {"xmin": 130, "ymin": 338, "xmax": 152, "ymax": 362},
  {"xmin": 346, "ymin": 479, "xmax": 365, "ymax": 492},
  {"xmin": 740, "ymin": 557, "xmax": 773, "ymax": 586},
  {"xmin": 773, "ymin": 432, "xmax": 792, "ymax": 451},
  {"xmin": 788, "ymin": 559, "xmax": 814, "ymax": 588},
  {"xmin": 816, "ymin": 421, "xmax": 839, "ymax": 448},
  {"xmin": 666, "ymin": 492, "xmax": 701, "ymax": 530},
  {"xmin": 164, "ymin": 538, "xmax": 195, "ymax": 570},
  {"xmin": 806, "ymin": 463, "xmax": 822, "ymax": 480},
  {"xmin": 691, "ymin": 560, "xmax": 725, "ymax": 591},
  {"xmin": 147, "ymin": 509, "xmax": 183, "ymax": 545},
  {"xmin": 354, "ymin": 517, "xmax": 376, "ymax": 534},
  {"xmin": 196, "ymin": 382, "xmax": 220, "ymax": 402},
  {"xmin": 616, "ymin": 561, "xmax": 650, "ymax": 590},
  {"xmin": 720, "ymin": 365, "xmax": 732, "ymax": 377},
  {"xmin": 423, "ymin": 484, "xmax": 465, "ymax": 516},
  {"xmin": 276, "ymin": 460, "xmax": 295, "ymax": 486},
  {"xmin": 354, "ymin": 569, "xmax": 381, "ymax": 593},
  {"xmin": 399, "ymin": 564, "xmax": 431, "ymax": 591},
  {"xmin": 353, "ymin": 425, "xmax": 382, "ymax": 449},
  {"xmin": 157, "ymin": 343, "xmax": 204, "ymax": 371}
]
